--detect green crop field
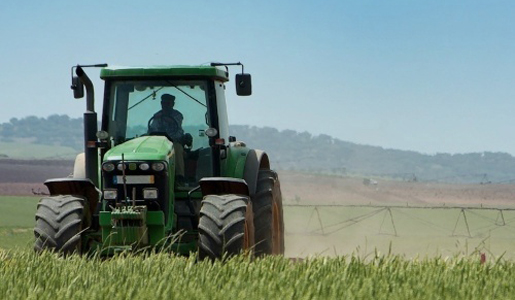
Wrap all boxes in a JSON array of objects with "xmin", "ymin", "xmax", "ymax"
[
  {"xmin": 1, "ymin": 250, "xmax": 515, "ymax": 299},
  {"xmin": 0, "ymin": 141, "xmax": 78, "ymax": 159},
  {"xmin": 0, "ymin": 196, "xmax": 39, "ymax": 250},
  {"xmin": 2, "ymin": 196, "xmax": 515, "ymax": 299}
]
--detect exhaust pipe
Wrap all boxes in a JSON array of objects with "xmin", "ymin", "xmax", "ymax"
[{"xmin": 75, "ymin": 66, "xmax": 99, "ymax": 187}]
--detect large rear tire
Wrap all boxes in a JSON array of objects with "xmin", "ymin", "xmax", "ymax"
[
  {"xmin": 34, "ymin": 195, "xmax": 86, "ymax": 255},
  {"xmin": 252, "ymin": 170, "xmax": 285, "ymax": 256},
  {"xmin": 198, "ymin": 194, "xmax": 255, "ymax": 260}
]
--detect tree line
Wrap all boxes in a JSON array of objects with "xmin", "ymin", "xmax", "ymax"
[
  {"xmin": 1, "ymin": 115, "xmax": 515, "ymax": 183},
  {"xmin": 230, "ymin": 126, "xmax": 515, "ymax": 184},
  {"xmin": 0, "ymin": 115, "xmax": 83, "ymax": 151}
]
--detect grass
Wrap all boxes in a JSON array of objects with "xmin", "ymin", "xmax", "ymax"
[
  {"xmin": 0, "ymin": 196, "xmax": 39, "ymax": 250},
  {"xmin": 0, "ymin": 141, "xmax": 78, "ymax": 159},
  {"xmin": 0, "ymin": 250, "xmax": 514, "ymax": 299},
  {"xmin": 1, "ymin": 196, "xmax": 515, "ymax": 298}
]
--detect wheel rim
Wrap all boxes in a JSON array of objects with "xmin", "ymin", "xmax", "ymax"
[
  {"xmin": 244, "ymin": 218, "xmax": 250, "ymax": 250},
  {"xmin": 243, "ymin": 202, "xmax": 254, "ymax": 252},
  {"xmin": 272, "ymin": 201, "xmax": 281, "ymax": 254}
]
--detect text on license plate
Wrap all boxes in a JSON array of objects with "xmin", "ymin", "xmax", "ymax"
[{"xmin": 114, "ymin": 175, "xmax": 155, "ymax": 184}]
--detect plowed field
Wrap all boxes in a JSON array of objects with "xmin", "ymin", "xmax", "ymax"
[
  {"xmin": 1, "ymin": 159, "xmax": 515, "ymax": 207},
  {"xmin": 0, "ymin": 159, "xmax": 72, "ymax": 195}
]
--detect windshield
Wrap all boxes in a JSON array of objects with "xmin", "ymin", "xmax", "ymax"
[{"xmin": 106, "ymin": 80, "xmax": 210, "ymax": 150}]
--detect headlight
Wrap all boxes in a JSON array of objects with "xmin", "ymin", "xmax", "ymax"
[
  {"xmin": 139, "ymin": 163, "xmax": 150, "ymax": 171},
  {"xmin": 143, "ymin": 188, "xmax": 158, "ymax": 199},
  {"xmin": 117, "ymin": 163, "xmax": 126, "ymax": 171},
  {"xmin": 152, "ymin": 162, "xmax": 165, "ymax": 172},
  {"xmin": 103, "ymin": 189, "xmax": 118, "ymax": 200},
  {"xmin": 102, "ymin": 162, "xmax": 115, "ymax": 172},
  {"xmin": 205, "ymin": 127, "xmax": 218, "ymax": 137}
]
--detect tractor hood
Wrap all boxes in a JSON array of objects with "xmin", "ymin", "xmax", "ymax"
[{"xmin": 103, "ymin": 136, "xmax": 174, "ymax": 161}]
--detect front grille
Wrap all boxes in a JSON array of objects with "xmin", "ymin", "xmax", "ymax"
[{"xmin": 102, "ymin": 160, "xmax": 169, "ymax": 212}]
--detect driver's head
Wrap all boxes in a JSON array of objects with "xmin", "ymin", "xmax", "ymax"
[{"xmin": 161, "ymin": 94, "xmax": 175, "ymax": 111}]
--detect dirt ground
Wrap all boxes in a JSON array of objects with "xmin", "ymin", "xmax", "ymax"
[
  {"xmin": 0, "ymin": 159, "xmax": 72, "ymax": 195},
  {"xmin": 3, "ymin": 161, "xmax": 514, "ymax": 208},
  {"xmin": 2, "ymin": 159, "xmax": 514, "ymax": 204},
  {"xmin": 279, "ymin": 171, "xmax": 515, "ymax": 208}
]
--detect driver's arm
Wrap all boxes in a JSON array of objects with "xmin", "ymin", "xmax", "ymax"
[{"xmin": 148, "ymin": 113, "xmax": 161, "ymax": 133}]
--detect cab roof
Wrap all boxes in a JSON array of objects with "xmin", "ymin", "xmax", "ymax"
[{"xmin": 100, "ymin": 65, "xmax": 229, "ymax": 82}]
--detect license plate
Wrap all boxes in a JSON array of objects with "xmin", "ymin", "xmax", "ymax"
[{"xmin": 114, "ymin": 175, "xmax": 154, "ymax": 184}]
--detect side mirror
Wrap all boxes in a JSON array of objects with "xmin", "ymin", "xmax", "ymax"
[
  {"xmin": 235, "ymin": 73, "xmax": 252, "ymax": 96},
  {"xmin": 71, "ymin": 76, "xmax": 84, "ymax": 99}
]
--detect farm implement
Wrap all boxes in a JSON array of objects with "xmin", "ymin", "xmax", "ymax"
[{"xmin": 34, "ymin": 63, "xmax": 284, "ymax": 259}]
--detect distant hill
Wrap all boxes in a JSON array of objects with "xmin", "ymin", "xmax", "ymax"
[
  {"xmin": 230, "ymin": 125, "xmax": 515, "ymax": 184},
  {"xmin": 0, "ymin": 115, "xmax": 83, "ymax": 150},
  {"xmin": 1, "ymin": 115, "xmax": 515, "ymax": 183}
]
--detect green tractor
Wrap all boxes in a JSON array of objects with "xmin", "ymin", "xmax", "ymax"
[{"xmin": 34, "ymin": 63, "xmax": 284, "ymax": 259}]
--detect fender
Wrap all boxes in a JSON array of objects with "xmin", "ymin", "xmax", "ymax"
[
  {"xmin": 224, "ymin": 141, "xmax": 249, "ymax": 178},
  {"xmin": 72, "ymin": 153, "xmax": 86, "ymax": 178},
  {"xmin": 199, "ymin": 177, "xmax": 249, "ymax": 197},
  {"xmin": 44, "ymin": 178, "xmax": 100, "ymax": 217},
  {"xmin": 243, "ymin": 149, "xmax": 270, "ymax": 197},
  {"xmin": 222, "ymin": 144, "xmax": 270, "ymax": 197}
]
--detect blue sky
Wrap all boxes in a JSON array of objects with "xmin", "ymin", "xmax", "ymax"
[{"xmin": 1, "ymin": 1, "xmax": 514, "ymax": 155}]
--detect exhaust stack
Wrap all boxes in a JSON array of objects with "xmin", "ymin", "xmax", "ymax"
[{"xmin": 73, "ymin": 64, "xmax": 107, "ymax": 187}]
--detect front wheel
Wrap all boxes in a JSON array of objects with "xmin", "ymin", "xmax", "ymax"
[
  {"xmin": 34, "ymin": 195, "xmax": 87, "ymax": 255},
  {"xmin": 198, "ymin": 194, "xmax": 255, "ymax": 260}
]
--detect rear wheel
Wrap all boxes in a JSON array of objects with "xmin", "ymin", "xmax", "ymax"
[
  {"xmin": 34, "ymin": 195, "xmax": 87, "ymax": 255},
  {"xmin": 198, "ymin": 194, "xmax": 255, "ymax": 260},
  {"xmin": 253, "ymin": 170, "xmax": 285, "ymax": 256}
]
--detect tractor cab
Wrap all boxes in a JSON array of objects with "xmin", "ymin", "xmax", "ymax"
[{"xmin": 102, "ymin": 76, "xmax": 214, "ymax": 188}]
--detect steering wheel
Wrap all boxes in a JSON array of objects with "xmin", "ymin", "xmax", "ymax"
[{"xmin": 145, "ymin": 116, "xmax": 173, "ymax": 141}]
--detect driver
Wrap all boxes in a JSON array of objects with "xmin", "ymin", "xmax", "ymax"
[
  {"xmin": 148, "ymin": 94, "xmax": 191, "ymax": 184},
  {"xmin": 149, "ymin": 94, "xmax": 184, "ymax": 140}
]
